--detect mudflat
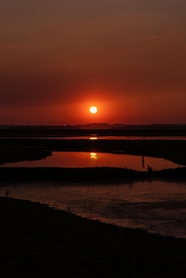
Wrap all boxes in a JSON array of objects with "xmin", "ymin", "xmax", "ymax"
[{"xmin": 0, "ymin": 196, "xmax": 186, "ymax": 278}]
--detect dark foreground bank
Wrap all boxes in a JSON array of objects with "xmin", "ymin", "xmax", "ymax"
[{"xmin": 0, "ymin": 197, "xmax": 186, "ymax": 278}]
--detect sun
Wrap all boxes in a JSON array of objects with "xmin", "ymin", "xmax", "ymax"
[{"xmin": 90, "ymin": 106, "xmax": 97, "ymax": 114}]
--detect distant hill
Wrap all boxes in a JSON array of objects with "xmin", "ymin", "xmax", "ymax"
[{"xmin": 0, "ymin": 123, "xmax": 186, "ymax": 130}]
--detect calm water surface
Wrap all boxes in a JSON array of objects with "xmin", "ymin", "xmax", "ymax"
[
  {"xmin": 1, "ymin": 180, "xmax": 186, "ymax": 238},
  {"xmin": 1, "ymin": 136, "xmax": 186, "ymax": 140},
  {"xmin": 1, "ymin": 152, "xmax": 179, "ymax": 171}
]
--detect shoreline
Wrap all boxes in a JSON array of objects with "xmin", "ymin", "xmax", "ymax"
[{"xmin": 1, "ymin": 196, "xmax": 186, "ymax": 277}]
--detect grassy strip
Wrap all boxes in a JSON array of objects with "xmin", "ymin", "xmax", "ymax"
[
  {"xmin": 0, "ymin": 167, "xmax": 186, "ymax": 183},
  {"xmin": 0, "ymin": 196, "xmax": 186, "ymax": 278},
  {"xmin": 1, "ymin": 127, "xmax": 186, "ymax": 137},
  {"xmin": 0, "ymin": 146, "xmax": 51, "ymax": 165}
]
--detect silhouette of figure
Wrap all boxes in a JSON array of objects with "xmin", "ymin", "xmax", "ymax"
[{"xmin": 142, "ymin": 156, "xmax": 145, "ymax": 168}]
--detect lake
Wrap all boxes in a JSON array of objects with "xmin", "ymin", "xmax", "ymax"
[
  {"xmin": 1, "ymin": 151, "xmax": 179, "ymax": 171},
  {"xmin": 1, "ymin": 179, "xmax": 186, "ymax": 238}
]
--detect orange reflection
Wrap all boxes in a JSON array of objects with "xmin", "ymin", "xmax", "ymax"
[
  {"xmin": 90, "ymin": 136, "xmax": 98, "ymax": 140},
  {"xmin": 90, "ymin": 152, "xmax": 98, "ymax": 160},
  {"xmin": 1, "ymin": 152, "xmax": 179, "ymax": 171},
  {"xmin": 90, "ymin": 152, "xmax": 98, "ymax": 165},
  {"xmin": 90, "ymin": 133, "xmax": 98, "ymax": 140}
]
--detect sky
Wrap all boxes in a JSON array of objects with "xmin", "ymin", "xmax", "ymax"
[{"xmin": 0, "ymin": 0, "xmax": 186, "ymax": 125}]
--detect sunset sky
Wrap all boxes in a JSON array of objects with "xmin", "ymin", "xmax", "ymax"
[{"xmin": 1, "ymin": 0, "xmax": 186, "ymax": 125}]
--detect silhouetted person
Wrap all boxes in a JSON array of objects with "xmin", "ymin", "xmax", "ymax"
[{"xmin": 142, "ymin": 156, "xmax": 145, "ymax": 168}]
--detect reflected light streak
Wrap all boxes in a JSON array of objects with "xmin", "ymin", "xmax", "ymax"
[
  {"xmin": 90, "ymin": 133, "xmax": 97, "ymax": 140},
  {"xmin": 90, "ymin": 152, "xmax": 98, "ymax": 160},
  {"xmin": 90, "ymin": 136, "xmax": 98, "ymax": 140}
]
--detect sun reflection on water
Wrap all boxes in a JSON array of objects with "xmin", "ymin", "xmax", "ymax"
[
  {"xmin": 90, "ymin": 152, "xmax": 98, "ymax": 165},
  {"xmin": 90, "ymin": 152, "xmax": 97, "ymax": 160},
  {"xmin": 89, "ymin": 134, "xmax": 98, "ymax": 140}
]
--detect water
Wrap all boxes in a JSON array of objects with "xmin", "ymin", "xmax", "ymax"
[
  {"xmin": 0, "ymin": 138, "xmax": 185, "ymax": 238},
  {"xmin": 1, "ymin": 135, "xmax": 186, "ymax": 140},
  {"xmin": 1, "ymin": 180, "xmax": 186, "ymax": 238},
  {"xmin": 1, "ymin": 152, "xmax": 179, "ymax": 171}
]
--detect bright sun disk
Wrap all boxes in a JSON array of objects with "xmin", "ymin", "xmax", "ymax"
[{"xmin": 90, "ymin": 106, "xmax": 97, "ymax": 114}]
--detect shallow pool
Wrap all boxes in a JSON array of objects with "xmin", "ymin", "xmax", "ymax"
[{"xmin": 1, "ymin": 151, "xmax": 179, "ymax": 171}]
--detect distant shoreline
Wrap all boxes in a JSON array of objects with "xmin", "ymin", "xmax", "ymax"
[{"xmin": 1, "ymin": 126, "xmax": 186, "ymax": 137}]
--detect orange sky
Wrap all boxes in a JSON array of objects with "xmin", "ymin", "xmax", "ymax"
[{"xmin": 0, "ymin": 0, "xmax": 186, "ymax": 125}]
